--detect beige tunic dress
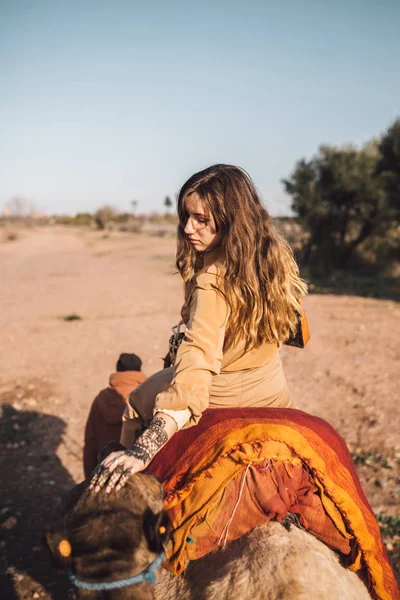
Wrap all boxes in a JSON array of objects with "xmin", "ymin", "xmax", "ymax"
[{"xmin": 121, "ymin": 248, "xmax": 291, "ymax": 446}]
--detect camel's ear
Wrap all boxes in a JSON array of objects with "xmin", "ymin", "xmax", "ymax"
[
  {"xmin": 143, "ymin": 508, "xmax": 170, "ymax": 553},
  {"xmin": 44, "ymin": 530, "xmax": 72, "ymax": 569},
  {"xmin": 62, "ymin": 480, "xmax": 89, "ymax": 515}
]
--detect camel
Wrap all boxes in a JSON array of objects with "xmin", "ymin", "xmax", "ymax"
[{"xmin": 46, "ymin": 472, "xmax": 371, "ymax": 600}]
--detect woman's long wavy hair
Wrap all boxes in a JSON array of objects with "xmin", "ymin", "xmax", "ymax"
[{"xmin": 176, "ymin": 164, "xmax": 307, "ymax": 350}]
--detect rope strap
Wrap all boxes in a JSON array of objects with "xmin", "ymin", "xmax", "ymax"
[{"xmin": 69, "ymin": 552, "xmax": 164, "ymax": 591}]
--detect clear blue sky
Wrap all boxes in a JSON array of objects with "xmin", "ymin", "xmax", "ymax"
[{"xmin": 1, "ymin": 0, "xmax": 399, "ymax": 216}]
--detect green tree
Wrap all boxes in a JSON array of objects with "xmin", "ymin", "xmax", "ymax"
[
  {"xmin": 377, "ymin": 119, "xmax": 400, "ymax": 222},
  {"xmin": 94, "ymin": 205, "xmax": 117, "ymax": 230},
  {"xmin": 282, "ymin": 143, "xmax": 390, "ymax": 270}
]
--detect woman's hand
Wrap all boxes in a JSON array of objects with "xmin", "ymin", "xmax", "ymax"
[
  {"xmin": 89, "ymin": 450, "xmax": 146, "ymax": 494},
  {"xmin": 89, "ymin": 412, "xmax": 178, "ymax": 494}
]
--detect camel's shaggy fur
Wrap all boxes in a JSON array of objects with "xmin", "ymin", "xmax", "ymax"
[
  {"xmin": 157, "ymin": 522, "xmax": 370, "ymax": 600},
  {"xmin": 50, "ymin": 474, "xmax": 371, "ymax": 600}
]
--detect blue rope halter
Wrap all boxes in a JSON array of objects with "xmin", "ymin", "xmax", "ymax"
[{"xmin": 69, "ymin": 552, "xmax": 164, "ymax": 591}]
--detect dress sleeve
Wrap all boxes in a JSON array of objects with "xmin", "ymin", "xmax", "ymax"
[
  {"xmin": 153, "ymin": 407, "xmax": 192, "ymax": 430},
  {"xmin": 154, "ymin": 272, "xmax": 228, "ymax": 427}
]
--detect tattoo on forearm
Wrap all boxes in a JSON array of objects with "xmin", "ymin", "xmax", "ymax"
[{"xmin": 126, "ymin": 416, "xmax": 169, "ymax": 465}]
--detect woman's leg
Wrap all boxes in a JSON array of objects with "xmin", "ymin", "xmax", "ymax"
[{"xmin": 120, "ymin": 367, "xmax": 174, "ymax": 447}]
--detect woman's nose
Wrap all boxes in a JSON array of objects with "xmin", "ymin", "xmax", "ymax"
[{"xmin": 184, "ymin": 218, "xmax": 195, "ymax": 234}]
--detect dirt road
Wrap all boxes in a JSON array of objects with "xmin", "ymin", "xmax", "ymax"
[{"xmin": 1, "ymin": 226, "xmax": 399, "ymax": 599}]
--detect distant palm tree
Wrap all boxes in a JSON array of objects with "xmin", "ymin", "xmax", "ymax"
[{"xmin": 164, "ymin": 196, "xmax": 172, "ymax": 213}]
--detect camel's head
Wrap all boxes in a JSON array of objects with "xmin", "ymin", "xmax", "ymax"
[{"xmin": 45, "ymin": 473, "xmax": 169, "ymax": 599}]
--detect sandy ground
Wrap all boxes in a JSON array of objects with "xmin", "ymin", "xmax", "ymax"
[{"xmin": 0, "ymin": 226, "xmax": 399, "ymax": 599}]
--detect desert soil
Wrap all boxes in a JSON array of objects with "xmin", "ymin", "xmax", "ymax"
[{"xmin": 0, "ymin": 226, "xmax": 399, "ymax": 599}]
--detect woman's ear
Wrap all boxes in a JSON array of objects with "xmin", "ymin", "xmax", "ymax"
[
  {"xmin": 44, "ymin": 530, "xmax": 72, "ymax": 569},
  {"xmin": 143, "ymin": 508, "xmax": 170, "ymax": 553}
]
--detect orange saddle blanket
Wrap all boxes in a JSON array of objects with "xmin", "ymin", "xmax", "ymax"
[{"xmin": 146, "ymin": 408, "xmax": 399, "ymax": 600}]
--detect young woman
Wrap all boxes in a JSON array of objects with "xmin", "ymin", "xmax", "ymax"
[{"xmin": 90, "ymin": 164, "xmax": 307, "ymax": 493}]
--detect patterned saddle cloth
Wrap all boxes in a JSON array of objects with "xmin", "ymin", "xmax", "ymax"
[{"xmin": 146, "ymin": 408, "xmax": 399, "ymax": 600}]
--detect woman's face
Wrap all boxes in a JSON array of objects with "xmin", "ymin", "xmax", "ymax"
[{"xmin": 183, "ymin": 193, "xmax": 222, "ymax": 252}]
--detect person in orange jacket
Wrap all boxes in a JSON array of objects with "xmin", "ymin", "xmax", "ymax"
[{"xmin": 83, "ymin": 353, "xmax": 146, "ymax": 478}]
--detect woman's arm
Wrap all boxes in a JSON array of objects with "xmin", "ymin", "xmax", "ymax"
[
  {"xmin": 155, "ymin": 272, "xmax": 228, "ymax": 425},
  {"xmin": 91, "ymin": 272, "xmax": 228, "ymax": 493},
  {"xmin": 90, "ymin": 412, "xmax": 177, "ymax": 493}
]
